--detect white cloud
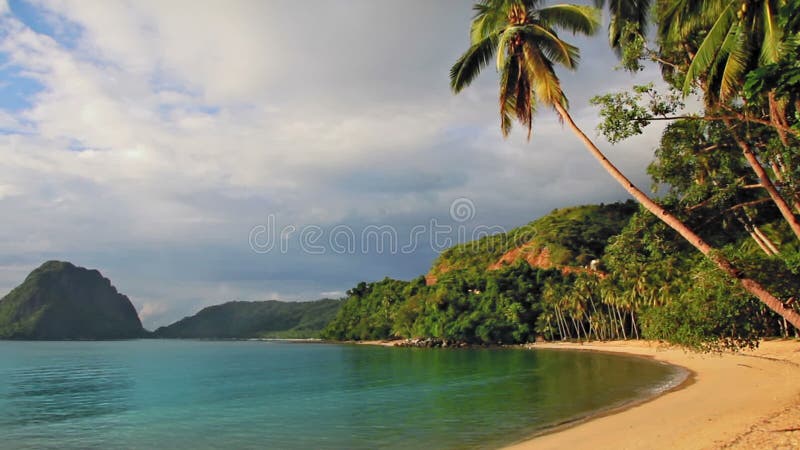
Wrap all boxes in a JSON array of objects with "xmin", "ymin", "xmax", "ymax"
[
  {"xmin": 0, "ymin": 0, "xmax": 667, "ymax": 327},
  {"xmin": 138, "ymin": 301, "xmax": 167, "ymax": 323}
]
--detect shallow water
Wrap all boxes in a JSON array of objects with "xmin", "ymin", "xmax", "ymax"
[{"xmin": 0, "ymin": 340, "xmax": 682, "ymax": 449}]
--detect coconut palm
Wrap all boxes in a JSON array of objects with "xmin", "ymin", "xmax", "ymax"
[
  {"xmin": 658, "ymin": 0, "xmax": 785, "ymax": 101},
  {"xmin": 450, "ymin": 0, "xmax": 800, "ymax": 329}
]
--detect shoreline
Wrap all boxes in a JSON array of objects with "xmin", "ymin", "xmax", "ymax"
[
  {"xmin": 359, "ymin": 338, "xmax": 800, "ymax": 448},
  {"xmin": 507, "ymin": 340, "xmax": 800, "ymax": 450},
  {"xmin": 513, "ymin": 347, "xmax": 695, "ymax": 442}
]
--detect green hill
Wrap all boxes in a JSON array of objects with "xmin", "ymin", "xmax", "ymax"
[
  {"xmin": 323, "ymin": 202, "xmax": 638, "ymax": 343},
  {"xmin": 153, "ymin": 299, "xmax": 343, "ymax": 339},
  {"xmin": 427, "ymin": 201, "xmax": 637, "ymax": 282},
  {"xmin": 0, "ymin": 261, "xmax": 145, "ymax": 340}
]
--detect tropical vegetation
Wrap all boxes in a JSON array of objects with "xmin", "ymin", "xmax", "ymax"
[
  {"xmin": 323, "ymin": 202, "xmax": 798, "ymax": 351},
  {"xmin": 325, "ymin": 0, "xmax": 800, "ymax": 351},
  {"xmin": 449, "ymin": 0, "xmax": 800, "ymax": 330}
]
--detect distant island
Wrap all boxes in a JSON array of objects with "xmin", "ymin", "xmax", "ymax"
[
  {"xmin": 153, "ymin": 299, "xmax": 342, "ymax": 339},
  {"xmin": 0, "ymin": 261, "xmax": 145, "ymax": 339},
  {"xmin": 0, "ymin": 261, "xmax": 341, "ymax": 341}
]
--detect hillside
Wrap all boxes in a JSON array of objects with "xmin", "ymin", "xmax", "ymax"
[
  {"xmin": 323, "ymin": 202, "xmax": 639, "ymax": 343},
  {"xmin": 426, "ymin": 201, "xmax": 637, "ymax": 283},
  {"xmin": 153, "ymin": 299, "xmax": 343, "ymax": 339},
  {"xmin": 0, "ymin": 261, "xmax": 145, "ymax": 339}
]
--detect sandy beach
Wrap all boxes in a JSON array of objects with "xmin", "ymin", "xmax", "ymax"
[{"xmin": 507, "ymin": 340, "xmax": 800, "ymax": 450}]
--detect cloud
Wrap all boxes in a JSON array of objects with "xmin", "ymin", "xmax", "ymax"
[
  {"xmin": 0, "ymin": 0, "xmax": 669, "ymax": 327},
  {"xmin": 137, "ymin": 301, "xmax": 167, "ymax": 323}
]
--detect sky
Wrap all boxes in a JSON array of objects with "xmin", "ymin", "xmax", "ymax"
[{"xmin": 0, "ymin": 0, "xmax": 668, "ymax": 329}]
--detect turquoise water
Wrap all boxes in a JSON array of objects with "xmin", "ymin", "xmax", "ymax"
[{"xmin": 0, "ymin": 340, "xmax": 683, "ymax": 449}]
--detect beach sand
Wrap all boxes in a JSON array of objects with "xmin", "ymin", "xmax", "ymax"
[{"xmin": 508, "ymin": 340, "xmax": 800, "ymax": 450}]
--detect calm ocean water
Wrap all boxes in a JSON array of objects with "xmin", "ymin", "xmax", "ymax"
[{"xmin": 0, "ymin": 340, "xmax": 682, "ymax": 449}]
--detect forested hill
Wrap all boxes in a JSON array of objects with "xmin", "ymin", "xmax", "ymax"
[
  {"xmin": 426, "ymin": 201, "xmax": 638, "ymax": 283},
  {"xmin": 0, "ymin": 261, "xmax": 145, "ymax": 340},
  {"xmin": 153, "ymin": 299, "xmax": 342, "ymax": 339},
  {"xmin": 323, "ymin": 196, "xmax": 798, "ymax": 350},
  {"xmin": 322, "ymin": 202, "xmax": 639, "ymax": 344}
]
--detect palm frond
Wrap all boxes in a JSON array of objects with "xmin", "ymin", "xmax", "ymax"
[
  {"xmin": 537, "ymin": 4, "xmax": 601, "ymax": 36},
  {"xmin": 471, "ymin": 2, "xmax": 507, "ymax": 42},
  {"xmin": 450, "ymin": 33, "xmax": 500, "ymax": 93},
  {"xmin": 717, "ymin": 23, "xmax": 749, "ymax": 100},
  {"xmin": 522, "ymin": 24, "xmax": 580, "ymax": 69},
  {"xmin": 499, "ymin": 55, "xmax": 520, "ymax": 137},
  {"xmin": 515, "ymin": 65, "xmax": 534, "ymax": 137},
  {"xmin": 496, "ymin": 26, "xmax": 524, "ymax": 70},
  {"xmin": 759, "ymin": 0, "xmax": 782, "ymax": 64},
  {"xmin": 522, "ymin": 41, "xmax": 566, "ymax": 108},
  {"xmin": 682, "ymin": 2, "xmax": 736, "ymax": 94},
  {"xmin": 657, "ymin": 0, "xmax": 723, "ymax": 43}
]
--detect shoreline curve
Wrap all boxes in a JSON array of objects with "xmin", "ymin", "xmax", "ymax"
[{"xmin": 505, "ymin": 340, "xmax": 800, "ymax": 450}]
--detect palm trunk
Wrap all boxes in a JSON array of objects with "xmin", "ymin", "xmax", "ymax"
[
  {"xmin": 749, "ymin": 228, "xmax": 775, "ymax": 255},
  {"xmin": 554, "ymin": 306, "xmax": 568, "ymax": 339},
  {"xmin": 735, "ymin": 212, "xmax": 774, "ymax": 255},
  {"xmin": 722, "ymin": 118, "xmax": 800, "ymax": 241},
  {"xmin": 570, "ymin": 316, "xmax": 580, "ymax": 340},
  {"xmin": 630, "ymin": 310, "xmax": 640, "ymax": 339},
  {"xmin": 615, "ymin": 305, "xmax": 627, "ymax": 340},
  {"xmin": 554, "ymin": 103, "xmax": 800, "ymax": 330},
  {"xmin": 753, "ymin": 226, "xmax": 780, "ymax": 255}
]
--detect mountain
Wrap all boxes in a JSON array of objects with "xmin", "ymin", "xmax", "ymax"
[
  {"xmin": 0, "ymin": 261, "xmax": 145, "ymax": 339},
  {"xmin": 153, "ymin": 299, "xmax": 343, "ymax": 339}
]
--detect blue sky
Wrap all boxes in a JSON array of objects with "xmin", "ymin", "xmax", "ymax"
[{"xmin": 0, "ymin": 0, "xmax": 667, "ymax": 329}]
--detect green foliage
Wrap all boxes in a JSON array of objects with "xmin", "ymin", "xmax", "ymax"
[
  {"xmin": 616, "ymin": 22, "xmax": 647, "ymax": 72},
  {"xmin": 744, "ymin": 32, "xmax": 800, "ymax": 104},
  {"xmin": 154, "ymin": 299, "xmax": 342, "ymax": 339},
  {"xmin": 324, "ymin": 203, "xmax": 637, "ymax": 345},
  {"xmin": 590, "ymin": 84, "xmax": 684, "ymax": 143},
  {"xmin": 742, "ymin": 0, "xmax": 800, "ymax": 105},
  {"xmin": 322, "ymin": 266, "xmax": 556, "ymax": 344},
  {"xmin": 0, "ymin": 261, "xmax": 145, "ymax": 340},
  {"xmin": 640, "ymin": 261, "xmax": 765, "ymax": 352},
  {"xmin": 658, "ymin": 0, "xmax": 785, "ymax": 102},
  {"xmin": 321, "ymin": 278, "xmax": 420, "ymax": 341},
  {"xmin": 605, "ymin": 203, "xmax": 800, "ymax": 350},
  {"xmin": 429, "ymin": 202, "xmax": 637, "ymax": 277},
  {"xmin": 594, "ymin": 0, "xmax": 652, "ymax": 55}
]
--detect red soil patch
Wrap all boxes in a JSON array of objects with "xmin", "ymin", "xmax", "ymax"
[
  {"xmin": 425, "ymin": 242, "xmax": 605, "ymax": 286},
  {"xmin": 489, "ymin": 243, "xmax": 553, "ymax": 270}
]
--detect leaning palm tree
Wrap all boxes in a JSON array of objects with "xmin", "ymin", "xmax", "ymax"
[{"xmin": 450, "ymin": 0, "xmax": 800, "ymax": 329}]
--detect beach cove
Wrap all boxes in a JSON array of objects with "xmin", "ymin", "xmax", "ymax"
[{"xmin": 510, "ymin": 340, "xmax": 800, "ymax": 449}]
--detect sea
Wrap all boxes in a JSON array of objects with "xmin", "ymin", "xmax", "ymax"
[{"xmin": 0, "ymin": 340, "xmax": 685, "ymax": 449}]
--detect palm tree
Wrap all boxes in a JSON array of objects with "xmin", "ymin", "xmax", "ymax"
[
  {"xmin": 450, "ymin": 0, "xmax": 800, "ymax": 329},
  {"xmin": 657, "ymin": 0, "xmax": 784, "ymax": 101}
]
